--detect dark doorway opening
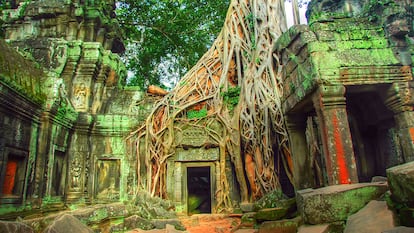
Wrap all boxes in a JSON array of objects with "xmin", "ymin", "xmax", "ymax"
[
  {"xmin": 346, "ymin": 87, "xmax": 401, "ymax": 182},
  {"xmin": 187, "ymin": 166, "xmax": 211, "ymax": 215}
]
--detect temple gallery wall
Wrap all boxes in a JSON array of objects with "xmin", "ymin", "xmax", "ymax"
[{"xmin": 0, "ymin": 0, "xmax": 413, "ymax": 228}]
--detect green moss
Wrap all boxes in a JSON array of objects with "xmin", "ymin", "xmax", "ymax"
[
  {"xmin": 328, "ymin": 186, "xmax": 382, "ymax": 220},
  {"xmin": 89, "ymin": 208, "xmax": 109, "ymax": 223},
  {"xmin": 0, "ymin": 41, "xmax": 47, "ymax": 104},
  {"xmin": 187, "ymin": 108, "xmax": 208, "ymax": 119}
]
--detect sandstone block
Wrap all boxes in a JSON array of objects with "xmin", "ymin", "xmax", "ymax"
[
  {"xmin": 0, "ymin": 220, "xmax": 34, "ymax": 233},
  {"xmin": 241, "ymin": 212, "xmax": 257, "ymax": 226},
  {"xmin": 297, "ymin": 224, "xmax": 329, "ymax": 233},
  {"xmin": 387, "ymin": 161, "xmax": 414, "ymax": 207},
  {"xmin": 240, "ymin": 203, "xmax": 255, "ymax": 213},
  {"xmin": 297, "ymin": 182, "xmax": 388, "ymax": 224},
  {"xmin": 382, "ymin": 226, "xmax": 414, "ymax": 233},
  {"xmin": 43, "ymin": 214, "xmax": 93, "ymax": 233},
  {"xmin": 255, "ymin": 208, "xmax": 287, "ymax": 221},
  {"xmin": 344, "ymin": 200, "xmax": 396, "ymax": 233},
  {"xmin": 257, "ymin": 217, "xmax": 301, "ymax": 233},
  {"xmin": 123, "ymin": 215, "xmax": 155, "ymax": 230}
]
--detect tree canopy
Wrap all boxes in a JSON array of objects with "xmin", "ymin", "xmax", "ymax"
[{"xmin": 117, "ymin": 0, "xmax": 230, "ymax": 89}]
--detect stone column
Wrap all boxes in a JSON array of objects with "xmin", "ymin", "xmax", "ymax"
[
  {"xmin": 286, "ymin": 115, "xmax": 314, "ymax": 189},
  {"xmin": 313, "ymin": 85, "xmax": 358, "ymax": 185},
  {"xmin": 385, "ymin": 82, "xmax": 414, "ymax": 162}
]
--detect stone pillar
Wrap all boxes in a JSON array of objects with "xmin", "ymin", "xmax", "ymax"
[
  {"xmin": 313, "ymin": 85, "xmax": 358, "ymax": 185},
  {"xmin": 286, "ymin": 115, "xmax": 314, "ymax": 189},
  {"xmin": 385, "ymin": 82, "xmax": 414, "ymax": 162}
]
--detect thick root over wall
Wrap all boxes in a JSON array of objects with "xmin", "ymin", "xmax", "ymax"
[{"xmin": 128, "ymin": 0, "xmax": 294, "ymax": 212}]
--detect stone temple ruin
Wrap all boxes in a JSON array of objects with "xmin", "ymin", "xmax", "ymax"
[{"xmin": 0, "ymin": 0, "xmax": 414, "ymax": 232}]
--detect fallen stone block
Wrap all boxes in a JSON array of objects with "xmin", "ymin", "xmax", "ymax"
[
  {"xmin": 151, "ymin": 219, "xmax": 184, "ymax": 231},
  {"xmin": 297, "ymin": 182, "xmax": 388, "ymax": 224},
  {"xmin": 0, "ymin": 220, "xmax": 34, "ymax": 233},
  {"xmin": 297, "ymin": 224, "xmax": 329, "ymax": 233},
  {"xmin": 344, "ymin": 200, "xmax": 396, "ymax": 233},
  {"xmin": 240, "ymin": 203, "xmax": 255, "ymax": 213},
  {"xmin": 233, "ymin": 229, "xmax": 258, "ymax": 233},
  {"xmin": 123, "ymin": 215, "xmax": 155, "ymax": 230},
  {"xmin": 387, "ymin": 161, "xmax": 414, "ymax": 207},
  {"xmin": 241, "ymin": 212, "xmax": 256, "ymax": 227},
  {"xmin": 258, "ymin": 216, "xmax": 302, "ymax": 233},
  {"xmin": 255, "ymin": 208, "xmax": 287, "ymax": 221},
  {"xmin": 43, "ymin": 214, "xmax": 93, "ymax": 233},
  {"xmin": 382, "ymin": 226, "xmax": 414, "ymax": 233}
]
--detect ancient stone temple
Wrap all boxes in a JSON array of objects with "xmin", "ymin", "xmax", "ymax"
[
  {"xmin": 0, "ymin": 0, "xmax": 154, "ymax": 214},
  {"xmin": 276, "ymin": 0, "xmax": 414, "ymax": 189},
  {"xmin": 1, "ymin": 0, "xmax": 414, "ymax": 232}
]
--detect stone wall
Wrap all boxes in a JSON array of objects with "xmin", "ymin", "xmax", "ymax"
[
  {"xmin": 275, "ymin": 0, "xmax": 414, "ymax": 189},
  {"xmin": 0, "ymin": 0, "xmax": 156, "ymax": 217}
]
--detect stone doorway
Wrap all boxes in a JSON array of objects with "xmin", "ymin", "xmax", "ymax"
[
  {"xmin": 187, "ymin": 166, "xmax": 212, "ymax": 215},
  {"xmin": 346, "ymin": 86, "xmax": 402, "ymax": 181},
  {"xmin": 0, "ymin": 148, "xmax": 28, "ymax": 203}
]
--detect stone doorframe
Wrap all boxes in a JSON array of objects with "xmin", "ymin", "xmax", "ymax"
[{"xmin": 169, "ymin": 161, "xmax": 218, "ymax": 214}]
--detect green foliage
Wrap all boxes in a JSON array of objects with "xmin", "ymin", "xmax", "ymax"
[
  {"xmin": 221, "ymin": 86, "xmax": 241, "ymax": 110},
  {"xmin": 187, "ymin": 108, "xmax": 208, "ymax": 119},
  {"xmin": 117, "ymin": 0, "xmax": 230, "ymax": 89}
]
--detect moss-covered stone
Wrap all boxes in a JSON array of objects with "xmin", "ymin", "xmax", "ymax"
[
  {"xmin": 297, "ymin": 183, "xmax": 388, "ymax": 224},
  {"xmin": 387, "ymin": 161, "xmax": 414, "ymax": 207},
  {"xmin": 255, "ymin": 208, "xmax": 288, "ymax": 222},
  {"xmin": 258, "ymin": 216, "xmax": 302, "ymax": 233},
  {"xmin": 0, "ymin": 40, "xmax": 46, "ymax": 104},
  {"xmin": 241, "ymin": 212, "xmax": 257, "ymax": 226}
]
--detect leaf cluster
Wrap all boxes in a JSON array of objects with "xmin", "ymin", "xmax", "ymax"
[
  {"xmin": 186, "ymin": 108, "xmax": 208, "ymax": 119},
  {"xmin": 221, "ymin": 86, "xmax": 241, "ymax": 110},
  {"xmin": 117, "ymin": 0, "xmax": 229, "ymax": 89}
]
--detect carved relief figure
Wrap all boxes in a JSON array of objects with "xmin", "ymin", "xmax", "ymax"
[
  {"xmin": 71, "ymin": 156, "xmax": 81, "ymax": 190},
  {"xmin": 73, "ymin": 83, "xmax": 87, "ymax": 109}
]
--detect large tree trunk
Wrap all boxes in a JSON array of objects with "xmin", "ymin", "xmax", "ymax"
[{"xmin": 131, "ymin": 0, "xmax": 294, "ymax": 211}]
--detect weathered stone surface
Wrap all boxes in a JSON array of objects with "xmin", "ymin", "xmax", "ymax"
[
  {"xmin": 387, "ymin": 161, "xmax": 414, "ymax": 207},
  {"xmin": 241, "ymin": 212, "xmax": 256, "ymax": 226},
  {"xmin": 126, "ymin": 224, "xmax": 188, "ymax": 233},
  {"xmin": 123, "ymin": 215, "xmax": 155, "ymax": 231},
  {"xmin": 240, "ymin": 203, "xmax": 255, "ymax": 213},
  {"xmin": 0, "ymin": 220, "xmax": 34, "ymax": 233},
  {"xmin": 297, "ymin": 224, "xmax": 329, "ymax": 233},
  {"xmin": 151, "ymin": 219, "xmax": 184, "ymax": 231},
  {"xmin": 234, "ymin": 229, "xmax": 258, "ymax": 233},
  {"xmin": 297, "ymin": 182, "xmax": 388, "ymax": 224},
  {"xmin": 255, "ymin": 208, "xmax": 287, "ymax": 221},
  {"xmin": 372, "ymin": 176, "xmax": 388, "ymax": 183},
  {"xmin": 344, "ymin": 201, "xmax": 396, "ymax": 233},
  {"xmin": 253, "ymin": 190, "xmax": 287, "ymax": 210},
  {"xmin": 43, "ymin": 214, "xmax": 93, "ymax": 233},
  {"xmin": 382, "ymin": 226, "xmax": 414, "ymax": 233},
  {"xmin": 257, "ymin": 217, "xmax": 301, "ymax": 233}
]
